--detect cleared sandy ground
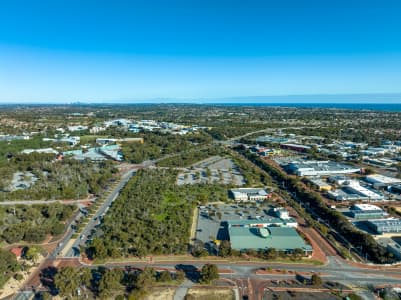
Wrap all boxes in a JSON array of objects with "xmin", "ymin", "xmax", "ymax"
[
  {"xmin": 185, "ymin": 288, "xmax": 235, "ymax": 300},
  {"xmin": 144, "ymin": 287, "xmax": 176, "ymax": 300}
]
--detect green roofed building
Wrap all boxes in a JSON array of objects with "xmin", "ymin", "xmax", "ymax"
[{"xmin": 228, "ymin": 225, "xmax": 312, "ymax": 255}]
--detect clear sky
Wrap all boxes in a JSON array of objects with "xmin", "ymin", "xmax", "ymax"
[{"xmin": 1, "ymin": 0, "xmax": 401, "ymax": 103}]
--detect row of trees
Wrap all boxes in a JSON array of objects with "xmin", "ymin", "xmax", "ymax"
[
  {"xmin": 157, "ymin": 146, "xmax": 223, "ymax": 168},
  {"xmin": 238, "ymin": 148, "xmax": 395, "ymax": 264},
  {"xmin": 229, "ymin": 151, "xmax": 272, "ymax": 187},
  {"xmin": 42, "ymin": 266, "xmax": 186, "ymax": 299}
]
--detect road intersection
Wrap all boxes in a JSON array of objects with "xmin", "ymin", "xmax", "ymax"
[{"xmin": 10, "ymin": 139, "xmax": 401, "ymax": 299}]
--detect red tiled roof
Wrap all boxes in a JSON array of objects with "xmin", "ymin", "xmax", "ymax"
[{"xmin": 10, "ymin": 247, "xmax": 23, "ymax": 258}]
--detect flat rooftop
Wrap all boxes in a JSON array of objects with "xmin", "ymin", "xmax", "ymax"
[
  {"xmin": 281, "ymin": 143, "xmax": 311, "ymax": 149},
  {"xmin": 366, "ymin": 174, "xmax": 401, "ymax": 185},
  {"xmin": 229, "ymin": 226, "xmax": 312, "ymax": 251},
  {"xmin": 368, "ymin": 218, "xmax": 401, "ymax": 227},
  {"xmin": 227, "ymin": 217, "xmax": 297, "ymax": 227},
  {"xmin": 309, "ymin": 178, "xmax": 330, "ymax": 186},
  {"xmin": 230, "ymin": 188, "xmax": 268, "ymax": 197},
  {"xmin": 289, "ymin": 160, "xmax": 358, "ymax": 172},
  {"xmin": 352, "ymin": 204, "xmax": 382, "ymax": 212}
]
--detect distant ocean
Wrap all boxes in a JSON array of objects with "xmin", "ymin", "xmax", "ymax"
[{"xmin": 215, "ymin": 103, "xmax": 401, "ymax": 112}]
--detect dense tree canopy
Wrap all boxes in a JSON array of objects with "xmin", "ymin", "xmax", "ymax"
[
  {"xmin": 200, "ymin": 264, "xmax": 219, "ymax": 284},
  {"xmin": 87, "ymin": 168, "xmax": 231, "ymax": 259},
  {"xmin": 0, "ymin": 203, "xmax": 75, "ymax": 244},
  {"xmin": 0, "ymin": 153, "xmax": 118, "ymax": 201},
  {"xmin": 87, "ymin": 169, "xmax": 195, "ymax": 258},
  {"xmin": 122, "ymin": 132, "xmax": 212, "ymax": 164},
  {"xmin": 0, "ymin": 248, "xmax": 19, "ymax": 288}
]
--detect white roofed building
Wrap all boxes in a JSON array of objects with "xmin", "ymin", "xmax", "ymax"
[
  {"xmin": 366, "ymin": 174, "xmax": 401, "ymax": 189},
  {"xmin": 349, "ymin": 204, "xmax": 387, "ymax": 219},
  {"xmin": 230, "ymin": 188, "xmax": 271, "ymax": 202},
  {"xmin": 287, "ymin": 160, "xmax": 361, "ymax": 177},
  {"xmin": 273, "ymin": 207, "xmax": 290, "ymax": 219}
]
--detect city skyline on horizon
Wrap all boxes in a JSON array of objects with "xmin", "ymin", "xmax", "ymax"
[{"xmin": 2, "ymin": 93, "xmax": 401, "ymax": 105}]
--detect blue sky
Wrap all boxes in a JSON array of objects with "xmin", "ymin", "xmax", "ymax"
[{"xmin": 1, "ymin": 0, "xmax": 401, "ymax": 103}]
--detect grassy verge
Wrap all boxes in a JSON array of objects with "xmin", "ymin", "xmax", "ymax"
[{"xmin": 92, "ymin": 255, "xmax": 324, "ymax": 266}]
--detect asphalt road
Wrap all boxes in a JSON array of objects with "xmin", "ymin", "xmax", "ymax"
[
  {"xmin": 63, "ymin": 169, "xmax": 136, "ymax": 257},
  {"xmin": 59, "ymin": 151, "xmax": 193, "ymax": 258},
  {"xmin": 25, "ymin": 150, "xmax": 210, "ymax": 262},
  {"xmin": 11, "ymin": 140, "xmax": 401, "ymax": 299},
  {"xmin": 101, "ymin": 257, "xmax": 401, "ymax": 286}
]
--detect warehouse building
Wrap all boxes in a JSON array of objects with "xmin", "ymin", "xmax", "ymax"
[
  {"xmin": 22, "ymin": 148, "xmax": 58, "ymax": 155},
  {"xmin": 342, "ymin": 181, "xmax": 384, "ymax": 201},
  {"xmin": 280, "ymin": 143, "xmax": 311, "ymax": 153},
  {"xmin": 229, "ymin": 188, "xmax": 270, "ymax": 202},
  {"xmin": 328, "ymin": 175, "xmax": 351, "ymax": 185},
  {"xmin": 327, "ymin": 189, "xmax": 364, "ymax": 202},
  {"xmin": 308, "ymin": 177, "xmax": 332, "ymax": 191},
  {"xmin": 255, "ymin": 136, "xmax": 292, "ymax": 144},
  {"xmin": 361, "ymin": 147, "xmax": 388, "ymax": 156},
  {"xmin": 287, "ymin": 160, "xmax": 361, "ymax": 177},
  {"xmin": 327, "ymin": 180, "xmax": 384, "ymax": 202},
  {"xmin": 349, "ymin": 204, "xmax": 388, "ymax": 219},
  {"xmin": 367, "ymin": 218, "xmax": 401, "ymax": 234},
  {"xmin": 365, "ymin": 174, "xmax": 401, "ymax": 189},
  {"xmin": 228, "ymin": 225, "xmax": 312, "ymax": 254}
]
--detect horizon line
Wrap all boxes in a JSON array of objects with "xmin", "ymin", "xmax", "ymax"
[{"xmin": 1, "ymin": 92, "xmax": 401, "ymax": 105}]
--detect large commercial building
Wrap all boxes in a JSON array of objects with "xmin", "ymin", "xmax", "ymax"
[
  {"xmin": 280, "ymin": 143, "xmax": 311, "ymax": 153},
  {"xmin": 255, "ymin": 136, "xmax": 292, "ymax": 144},
  {"xmin": 349, "ymin": 204, "xmax": 387, "ymax": 219},
  {"xmin": 327, "ymin": 189, "xmax": 362, "ymax": 202},
  {"xmin": 229, "ymin": 188, "xmax": 270, "ymax": 202},
  {"xmin": 328, "ymin": 180, "xmax": 384, "ymax": 201},
  {"xmin": 98, "ymin": 144, "xmax": 124, "ymax": 161},
  {"xmin": 287, "ymin": 160, "xmax": 361, "ymax": 177},
  {"xmin": 0, "ymin": 135, "xmax": 30, "ymax": 142},
  {"xmin": 365, "ymin": 174, "xmax": 401, "ymax": 189},
  {"xmin": 227, "ymin": 217, "xmax": 298, "ymax": 229},
  {"xmin": 22, "ymin": 148, "xmax": 58, "ymax": 155},
  {"xmin": 43, "ymin": 136, "xmax": 80, "ymax": 146},
  {"xmin": 342, "ymin": 181, "xmax": 384, "ymax": 200},
  {"xmin": 367, "ymin": 218, "xmax": 401, "ymax": 234},
  {"xmin": 308, "ymin": 177, "xmax": 332, "ymax": 192},
  {"xmin": 63, "ymin": 145, "xmax": 123, "ymax": 161},
  {"xmin": 228, "ymin": 221, "xmax": 312, "ymax": 254},
  {"xmin": 328, "ymin": 175, "xmax": 351, "ymax": 185}
]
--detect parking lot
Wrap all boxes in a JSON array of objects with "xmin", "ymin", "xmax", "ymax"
[
  {"xmin": 195, "ymin": 202, "xmax": 277, "ymax": 245},
  {"xmin": 177, "ymin": 156, "xmax": 245, "ymax": 186}
]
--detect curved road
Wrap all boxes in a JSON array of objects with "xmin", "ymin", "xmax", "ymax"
[{"xmin": 12, "ymin": 139, "xmax": 401, "ymax": 299}]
